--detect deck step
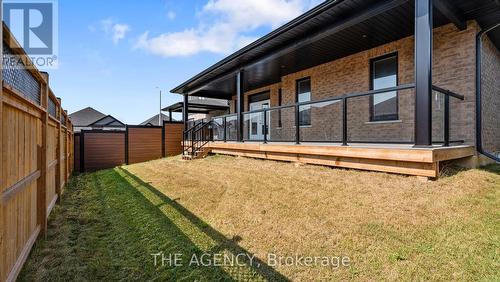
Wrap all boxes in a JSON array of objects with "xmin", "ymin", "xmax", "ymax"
[{"xmin": 182, "ymin": 148, "xmax": 210, "ymax": 161}]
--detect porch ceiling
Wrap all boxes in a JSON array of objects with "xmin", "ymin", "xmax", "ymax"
[
  {"xmin": 171, "ymin": 0, "xmax": 500, "ymax": 100},
  {"xmin": 162, "ymin": 102, "xmax": 229, "ymax": 113}
]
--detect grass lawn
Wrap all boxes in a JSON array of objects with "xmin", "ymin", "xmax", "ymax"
[{"xmin": 19, "ymin": 155, "xmax": 500, "ymax": 281}]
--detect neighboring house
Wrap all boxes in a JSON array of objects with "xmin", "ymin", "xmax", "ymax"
[
  {"xmin": 69, "ymin": 107, "xmax": 125, "ymax": 132},
  {"xmin": 140, "ymin": 113, "xmax": 172, "ymax": 126},
  {"xmin": 171, "ymin": 0, "xmax": 500, "ymax": 178},
  {"xmin": 162, "ymin": 96, "xmax": 229, "ymax": 122}
]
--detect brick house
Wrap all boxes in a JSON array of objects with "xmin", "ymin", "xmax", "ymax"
[{"xmin": 172, "ymin": 0, "xmax": 500, "ymax": 178}]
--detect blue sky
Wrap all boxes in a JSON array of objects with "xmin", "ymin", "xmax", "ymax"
[{"xmin": 44, "ymin": 0, "xmax": 322, "ymax": 124}]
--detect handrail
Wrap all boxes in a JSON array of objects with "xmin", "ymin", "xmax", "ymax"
[
  {"xmin": 212, "ymin": 113, "xmax": 238, "ymax": 119},
  {"xmin": 432, "ymin": 85, "xmax": 465, "ymax": 100},
  {"xmin": 209, "ymin": 83, "xmax": 466, "ymax": 147},
  {"xmin": 240, "ymin": 84, "xmax": 415, "ymax": 115},
  {"xmin": 188, "ymin": 121, "xmax": 213, "ymax": 157}
]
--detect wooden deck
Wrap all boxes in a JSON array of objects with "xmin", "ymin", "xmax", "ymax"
[{"xmin": 207, "ymin": 142, "xmax": 475, "ymax": 178}]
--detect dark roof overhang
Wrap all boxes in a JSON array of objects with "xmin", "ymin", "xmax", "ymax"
[
  {"xmin": 170, "ymin": 0, "xmax": 500, "ymax": 99},
  {"xmin": 162, "ymin": 102, "xmax": 230, "ymax": 113}
]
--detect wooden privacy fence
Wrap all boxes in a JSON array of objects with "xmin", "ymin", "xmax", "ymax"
[
  {"xmin": 1, "ymin": 25, "xmax": 74, "ymax": 282},
  {"xmin": 75, "ymin": 122, "xmax": 184, "ymax": 172}
]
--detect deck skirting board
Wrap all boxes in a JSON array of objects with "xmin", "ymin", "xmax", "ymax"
[
  {"xmin": 210, "ymin": 149, "xmax": 439, "ymax": 177},
  {"xmin": 208, "ymin": 143, "xmax": 474, "ymax": 177}
]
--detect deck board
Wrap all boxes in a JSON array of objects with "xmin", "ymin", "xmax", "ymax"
[{"xmin": 207, "ymin": 142, "xmax": 475, "ymax": 178}]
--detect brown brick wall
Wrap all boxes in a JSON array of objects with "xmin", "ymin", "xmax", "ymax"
[
  {"xmin": 481, "ymin": 36, "xmax": 500, "ymax": 154},
  {"xmin": 226, "ymin": 22, "xmax": 479, "ymax": 145}
]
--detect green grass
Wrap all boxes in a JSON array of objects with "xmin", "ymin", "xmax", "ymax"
[
  {"xmin": 19, "ymin": 156, "xmax": 500, "ymax": 281},
  {"xmin": 18, "ymin": 168, "xmax": 278, "ymax": 281}
]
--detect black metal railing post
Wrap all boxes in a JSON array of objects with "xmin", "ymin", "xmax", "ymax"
[
  {"xmin": 444, "ymin": 94, "xmax": 450, "ymax": 147},
  {"xmin": 342, "ymin": 97, "xmax": 348, "ymax": 146},
  {"xmin": 263, "ymin": 109, "xmax": 268, "ymax": 144},
  {"xmin": 223, "ymin": 117, "xmax": 227, "ymax": 142},
  {"xmin": 295, "ymin": 104, "xmax": 300, "ymax": 144}
]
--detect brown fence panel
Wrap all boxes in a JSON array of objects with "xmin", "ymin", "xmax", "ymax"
[
  {"xmin": 1, "ymin": 24, "xmax": 74, "ymax": 281},
  {"xmin": 82, "ymin": 131, "xmax": 126, "ymax": 172},
  {"xmin": 0, "ymin": 87, "xmax": 43, "ymax": 282},
  {"xmin": 74, "ymin": 133, "xmax": 80, "ymax": 172},
  {"xmin": 127, "ymin": 126, "xmax": 163, "ymax": 164},
  {"xmin": 164, "ymin": 122, "xmax": 184, "ymax": 156}
]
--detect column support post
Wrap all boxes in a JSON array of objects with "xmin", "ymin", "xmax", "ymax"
[{"xmin": 414, "ymin": 0, "xmax": 433, "ymax": 147}]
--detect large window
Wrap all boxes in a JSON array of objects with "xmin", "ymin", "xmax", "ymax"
[
  {"xmin": 370, "ymin": 53, "xmax": 398, "ymax": 121},
  {"xmin": 296, "ymin": 78, "xmax": 311, "ymax": 126}
]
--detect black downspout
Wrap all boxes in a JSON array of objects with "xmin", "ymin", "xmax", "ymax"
[{"xmin": 476, "ymin": 23, "xmax": 500, "ymax": 163}]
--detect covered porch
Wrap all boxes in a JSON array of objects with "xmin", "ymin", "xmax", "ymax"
[{"xmin": 173, "ymin": 0, "xmax": 499, "ymax": 177}]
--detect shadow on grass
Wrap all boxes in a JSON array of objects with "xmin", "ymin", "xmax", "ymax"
[
  {"xmin": 116, "ymin": 167, "xmax": 290, "ymax": 281},
  {"xmin": 479, "ymin": 163, "xmax": 500, "ymax": 175}
]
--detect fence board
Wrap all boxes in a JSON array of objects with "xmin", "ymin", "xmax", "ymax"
[
  {"xmin": 82, "ymin": 132, "xmax": 126, "ymax": 172},
  {"xmin": 127, "ymin": 127, "xmax": 163, "ymax": 164},
  {"xmin": 1, "ymin": 25, "xmax": 74, "ymax": 282},
  {"xmin": 164, "ymin": 122, "xmax": 184, "ymax": 156}
]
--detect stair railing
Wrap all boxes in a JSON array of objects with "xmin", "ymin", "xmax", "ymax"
[{"xmin": 183, "ymin": 120, "xmax": 213, "ymax": 157}]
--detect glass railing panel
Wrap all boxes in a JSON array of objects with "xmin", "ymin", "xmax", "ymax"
[
  {"xmin": 243, "ymin": 111, "xmax": 265, "ymax": 141},
  {"xmin": 225, "ymin": 115, "xmax": 238, "ymax": 141},
  {"xmin": 299, "ymin": 99, "xmax": 342, "ymax": 143},
  {"xmin": 449, "ymin": 96, "xmax": 464, "ymax": 145},
  {"xmin": 432, "ymin": 90, "xmax": 445, "ymax": 144},
  {"xmin": 212, "ymin": 117, "xmax": 224, "ymax": 141},
  {"xmin": 346, "ymin": 88, "xmax": 415, "ymax": 143},
  {"xmin": 268, "ymin": 106, "xmax": 295, "ymax": 142}
]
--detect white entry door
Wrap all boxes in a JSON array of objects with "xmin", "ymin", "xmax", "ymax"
[{"xmin": 249, "ymin": 100, "xmax": 270, "ymax": 140}]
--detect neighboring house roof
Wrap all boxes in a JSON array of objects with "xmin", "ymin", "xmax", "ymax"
[
  {"xmin": 162, "ymin": 97, "xmax": 229, "ymax": 113},
  {"xmin": 140, "ymin": 113, "xmax": 172, "ymax": 126},
  {"xmin": 89, "ymin": 115, "xmax": 125, "ymax": 127},
  {"xmin": 69, "ymin": 107, "xmax": 107, "ymax": 127},
  {"xmin": 170, "ymin": 0, "xmax": 500, "ymax": 98},
  {"xmin": 69, "ymin": 107, "xmax": 124, "ymax": 127}
]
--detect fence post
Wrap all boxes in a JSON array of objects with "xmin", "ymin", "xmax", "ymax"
[
  {"xmin": 0, "ymin": 38, "xmax": 3, "ymax": 273},
  {"xmin": 162, "ymin": 122, "xmax": 166, "ymax": 157},
  {"xmin": 37, "ymin": 73, "xmax": 49, "ymax": 238},
  {"xmin": 55, "ymin": 97, "xmax": 62, "ymax": 202},
  {"xmin": 65, "ymin": 111, "xmax": 69, "ymax": 183}
]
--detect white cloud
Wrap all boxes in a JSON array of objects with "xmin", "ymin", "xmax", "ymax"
[
  {"xmin": 112, "ymin": 24, "xmax": 131, "ymax": 44},
  {"xmin": 100, "ymin": 19, "xmax": 131, "ymax": 44},
  {"xmin": 135, "ymin": 0, "xmax": 323, "ymax": 57}
]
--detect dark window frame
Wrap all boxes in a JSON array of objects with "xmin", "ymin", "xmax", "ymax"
[
  {"xmin": 296, "ymin": 77, "xmax": 312, "ymax": 126},
  {"xmin": 369, "ymin": 52, "xmax": 399, "ymax": 122},
  {"xmin": 247, "ymin": 90, "xmax": 271, "ymax": 106}
]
